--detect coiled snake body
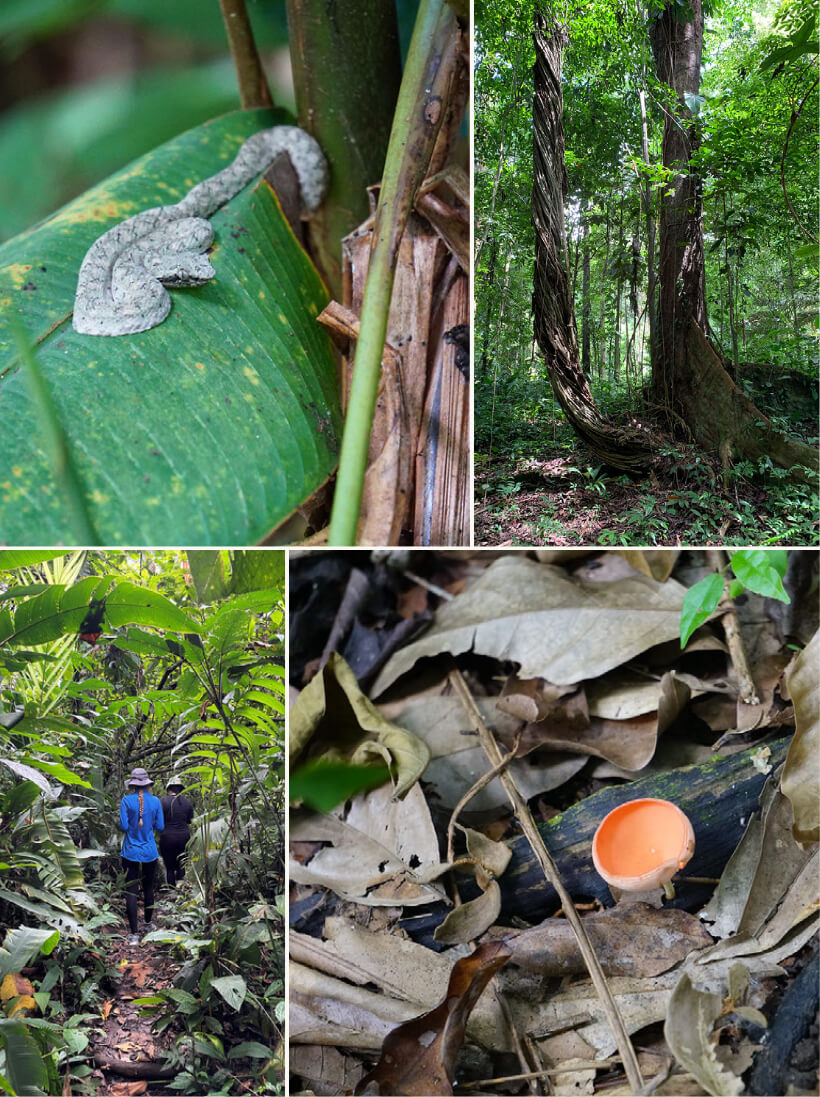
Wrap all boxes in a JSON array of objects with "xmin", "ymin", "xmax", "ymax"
[{"xmin": 72, "ymin": 126, "xmax": 328, "ymax": 337}]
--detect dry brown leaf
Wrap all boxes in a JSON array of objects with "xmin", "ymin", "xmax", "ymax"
[
  {"xmin": 535, "ymin": 1029, "xmax": 597, "ymax": 1096},
  {"xmin": 101, "ymin": 998, "xmax": 114, "ymax": 1020},
  {"xmin": 353, "ymin": 939, "xmax": 511, "ymax": 1096},
  {"xmin": 615, "ymin": 549, "xmax": 680, "ymax": 582},
  {"xmin": 109, "ymin": 1084, "xmax": 148, "ymax": 1097},
  {"xmin": 289, "ymin": 782, "xmax": 448, "ymax": 906},
  {"xmin": 497, "ymin": 676, "xmax": 576, "ymax": 723},
  {"xmin": 782, "ymin": 629, "xmax": 819, "ymax": 846},
  {"xmin": 433, "ymin": 880, "xmax": 502, "ymax": 944},
  {"xmin": 289, "ymin": 1044, "xmax": 365, "ymax": 1096},
  {"xmin": 698, "ymin": 775, "xmax": 816, "ymax": 960},
  {"xmin": 664, "ymin": 974, "xmax": 743, "ymax": 1096},
  {"xmin": 503, "ymin": 672, "xmax": 688, "ymax": 770},
  {"xmin": 290, "ymin": 651, "xmax": 430, "ymax": 797},
  {"xmin": 289, "ymin": 962, "xmax": 413, "ymax": 1050},
  {"xmin": 503, "ymin": 904, "xmax": 712, "ymax": 978},
  {"xmin": 393, "ymin": 694, "xmax": 586, "ymax": 812},
  {"xmin": 373, "ymin": 555, "xmax": 686, "ymax": 695},
  {"xmin": 0, "ymin": 972, "xmax": 35, "ymax": 1017}
]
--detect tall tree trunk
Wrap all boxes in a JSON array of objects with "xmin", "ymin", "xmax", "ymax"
[
  {"xmin": 581, "ymin": 198, "xmax": 591, "ymax": 376},
  {"xmin": 598, "ymin": 200, "xmax": 611, "ymax": 379},
  {"xmin": 532, "ymin": 14, "xmax": 650, "ymax": 471},
  {"xmin": 650, "ymin": 0, "xmax": 816, "ymax": 481},
  {"xmin": 478, "ymin": 235, "xmax": 499, "ymax": 381},
  {"xmin": 638, "ymin": 82, "xmax": 657, "ymax": 366}
]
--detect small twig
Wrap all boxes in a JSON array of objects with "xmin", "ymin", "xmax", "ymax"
[
  {"xmin": 445, "ymin": 731, "xmax": 520, "ymax": 862},
  {"xmin": 403, "ymin": 569, "xmax": 455, "ymax": 602},
  {"xmin": 496, "ymin": 989, "xmax": 541, "ymax": 1095},
  {"xmin": 707, "ymin": 549, "xmax": 759, "ymax": 705},
  {"xmin": 449, "ymin": 668, "xmax": 645, "ymax": 1095},
  {"xmin": 218, "ymin": 0, "xmax": 274, "ymax": 109},
  {"xmin": 456, "ymin": 1058, "xmax": 622, "ymax": 1089}
]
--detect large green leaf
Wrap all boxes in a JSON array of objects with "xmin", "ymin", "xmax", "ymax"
[
  {"xmin": 1, "ymin": 577, "xmax": 199, "ymax": 646},
  {"xmin": 0, "ymin": 109, "xmax": 341, "ymax": 545},
  {"xmin": 229, "ymin": 550, "xmax": 285, "ymax": 597},
  {"xmin": 0, "ymin": 927, "xmax": 60, "ymax": 978},
  {"xmin": 210, "ymin": 974, "xmax": 247, "ymax": 1011},
  {"xmin": 187, "ymin": 551, "xmax": 231, "ymax": 604},
  {"xmin": 0, "ymin": 1019, "xmax": 49, "ymax": 1097},
  {"xmin": 0, "ymin": 553, "xmax": 65, "ymax": 571}
]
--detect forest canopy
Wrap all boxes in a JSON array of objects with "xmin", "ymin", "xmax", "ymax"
[{"xmin": 475, "ymin": 0, "xmax": 819, "ymax": 547}]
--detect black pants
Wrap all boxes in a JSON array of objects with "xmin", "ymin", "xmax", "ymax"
[
  {"xmin": 122, "ymin": 857, "xmax": 157, "ymax": 933},
  {"xmin": 159, "ymin": 831, "xmax": 189, "ymax": 887}
]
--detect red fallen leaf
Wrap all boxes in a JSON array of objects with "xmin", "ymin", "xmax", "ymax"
[{"xmin": 354, "ymin": 938, "xmax": 511, "ymax": 1096}]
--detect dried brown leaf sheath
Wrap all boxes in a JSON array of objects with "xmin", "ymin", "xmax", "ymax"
[{"xmin": 354, "ymin": 939, "xmax": 511, "ymax": 1096}]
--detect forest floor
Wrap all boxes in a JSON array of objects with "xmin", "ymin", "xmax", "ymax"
[
  {"xmin": 89, "ymin": 894, "xmax": 183, "ymax": 1096},
  {"xmin": 474, "ymin": 446, "xmax": 807, "ymax": 546},
  {"xmin": 288, "ymin": 550, "xmax": 819, "ymax": 1096},
  {"xmin": 474, "ymin": 390, "xmax": 819, "ymax": 547}
]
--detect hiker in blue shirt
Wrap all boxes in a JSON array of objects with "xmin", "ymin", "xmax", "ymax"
[{"xmin": 119, "ymin": 767, "xmax": 164, "ymax": 946}]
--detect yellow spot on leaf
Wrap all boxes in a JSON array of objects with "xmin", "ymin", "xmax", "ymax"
[
  {"xmin": 258, "ymin": 290, "xmax": 266, "ymax": 299},
  {"xmin": 194, "ymin": 361, "xmax": 206, "ymax": 371},
  {"xmin": 4, "ymin": 265, "xmax": 32, "ymax": 289},
  {"xmin": 12, "ymin": 467, "xmax": 22, "ymax": 478},
  {"xmin": 278, "ymin": 313, "xmax": 287, "ymax": 326},
  {"xmin": 243, "ymin": 366, "xmax": 260, "ymax": 386},
  {"xmin": 90, "ymin": 490, "xmax": 110, "ymax": 505}
]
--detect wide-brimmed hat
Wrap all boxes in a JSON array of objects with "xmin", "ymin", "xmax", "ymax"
[
  {"xmin": 167, "ymin": 776, "xmax": 184, "ymax": 788},
  {"xmin": 127, "ymin": 767, "xmax": 153, "ymax": 787}
]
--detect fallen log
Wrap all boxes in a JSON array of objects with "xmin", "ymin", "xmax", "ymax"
[
  {"xmin": 93, "ymin": 1049, "xmax": 176, "ymax": 1080},
  {"xmin": 401, "ymin": 736, "xmax": 791, "ymax": 943}
]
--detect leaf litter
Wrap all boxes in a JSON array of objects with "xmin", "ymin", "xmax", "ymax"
[{"xmin": 288, "ymin": 549, "xmax": 819, "ymax": 1096}]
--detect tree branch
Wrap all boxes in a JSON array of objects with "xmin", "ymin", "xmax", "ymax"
[{"xmin": 219, "ymin": 0, "xmax": 274, "ymax": 109}]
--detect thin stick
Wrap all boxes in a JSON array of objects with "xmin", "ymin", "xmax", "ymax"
[
  {"xmin": 446, "ymin": 733, "xmax": 520, "ymax": 862},
  {"xmin": 449, "ymin": 669, "xmax": 645, "ymax": 1094},
  {"xmin": 219, "ymin": 0, "xmax": 274, "ymax": 109},
  {"xmin": 707, "ymin": 549, "xmax": 759, "ymax": 705},
  {"xmin": 456, "ymin": 1059, "xmax": 622, "ymax": 1089}
]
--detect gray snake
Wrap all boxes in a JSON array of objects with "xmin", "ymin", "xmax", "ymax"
[{"xmin": 72, "ymin": 126, "xmax": 328, "ymax": 337}]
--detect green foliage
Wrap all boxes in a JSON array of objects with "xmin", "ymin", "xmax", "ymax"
[
  {"xmin": 0, "ymin": 550, "xmax": 285, "ymax": 1093},
  {"xmin": 680, "ymin": 549, "xmax": 790, "ymax": 646},
  {"xmin": 290, "ymin": 759, "xmax": 391, "ymax": 812},
  {"xmin": 475, "ymin": 0, "xmax": 818, "ymax": 542}
]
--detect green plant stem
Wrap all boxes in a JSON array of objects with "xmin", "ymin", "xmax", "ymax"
[
  {"xmin": 218, "ymin": 0, "xmax": 274, "ymax": 109},
  {"xmin": 11, "ymin": 320, "xmax": 100, "ymax": 545},
  {"xmin": 327, "ymin": 0, "xmax": 460, "ymax": 545}
]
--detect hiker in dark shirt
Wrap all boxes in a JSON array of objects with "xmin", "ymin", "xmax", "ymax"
[{"xmin": 159, "ymin": 777, "xmax": 194, "ymax": 888}]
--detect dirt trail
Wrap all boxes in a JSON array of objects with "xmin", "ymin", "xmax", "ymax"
[{"xmin": 90, "ymin": 902, "xmax": 180, "ymax": 1096}]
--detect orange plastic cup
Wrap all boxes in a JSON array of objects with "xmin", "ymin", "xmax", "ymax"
[{"xmin": 592, "ymin": 798, "xmax": 695, "ymax": 894}]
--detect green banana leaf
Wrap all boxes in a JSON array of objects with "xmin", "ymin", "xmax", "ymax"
[{"xmin": 0, "ymin": 108, "xmax": 341, "ymax": 545}]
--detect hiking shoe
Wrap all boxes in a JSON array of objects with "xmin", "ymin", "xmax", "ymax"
[{"xmin": 127, "ymin": 934, "xmax": 140, "ymax": 946}]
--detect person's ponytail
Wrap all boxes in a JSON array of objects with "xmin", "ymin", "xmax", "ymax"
[{"xmin": 138, "ymin": 788, "xmax": 144, "ymax": 828}]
